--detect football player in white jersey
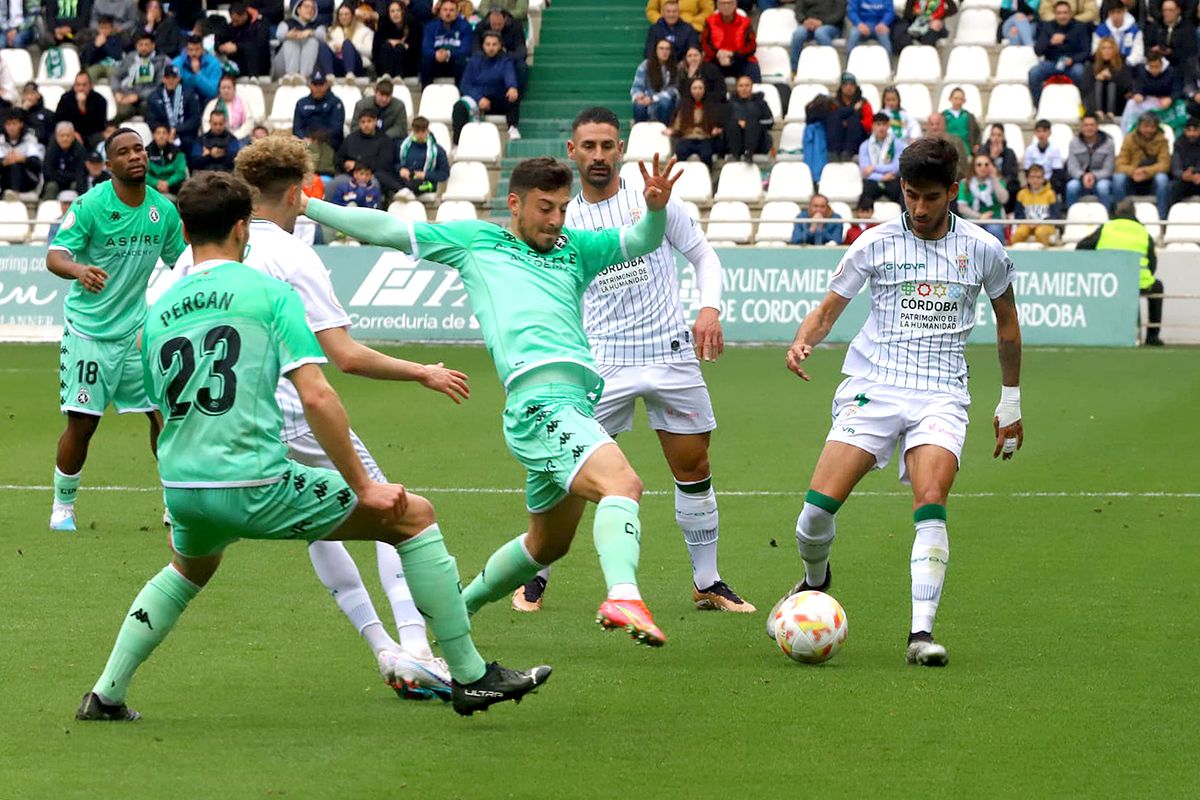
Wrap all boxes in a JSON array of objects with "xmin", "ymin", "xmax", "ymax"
[
  {"xmin": 170, "ymin": 136, "xmax": 468, "ymax": 699},
  {"xmin": 771, "ymin": 137, "xmax": 1025, "ymax": 666},
  {"xmin": 510, "ymin": 106, "xmax": 754, "ymax": 614}
]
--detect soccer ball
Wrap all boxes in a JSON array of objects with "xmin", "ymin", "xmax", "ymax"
[{"xmin": 773, "ymin": 591, "xmax": 848, "ymax": 664}]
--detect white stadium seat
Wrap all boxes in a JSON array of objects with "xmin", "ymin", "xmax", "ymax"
[
  {"xmin": 1049, "ymin": 123, "xmax": 1074, "ymax": 160},
  {"xmin": 428, "ymin": 121, "xmax": 452, "ymax": 150},
  {"xmin": 1100, "ymin": 122, "xmax": 1124, "ymax": 151},
  {"xmin": 36, "ymin": 47, "xmax": 81, "ymax": 86},
  {"xmin": 1162, "ymin": 124, "xmax": 1176, "ymax": 152},
  {"xmin": 874, "ymin": 200, "xmax": 902, "ymax": 220},
  {"xmin": 0, "ymin": 200, "xmax": 29, "ymax": 243},
  {"xmin": 845, "ymin": 45, "xmax": 892, "ymax": 85},
  {"xmin": 126, "ymin": 121, "xmax": 152, "ymax": 146},
  {"xmin": 753, "ymin": 83, "xmax": 783, "ymax": 122},
  {"xmin": 962, "ymin": 0, "xmax": 1002, "ymax": 8},
  {"xmin": 1061, "ymin": 202, "xmax": 1108, "ymax": 244},
  {"xmin": 93, "ymin": 85, "xmax": 116, "ymax": 120},
  {"xmin": 830, "ymin": 201, "xmax": 853, "ymax": 239},
  {"xmin": 755, "ymin": 8, "xmax": 798, "ymax": 48},
  {"xmin": 332, "ymin": 84, "xmax": 363, "ymax": 132},
  {"xmin": 954, "ymin": 9, "xmax": 999, "ymax": 45},
  {"xmin": 1037, "ymin": 83, "xmax": 1082, "ymax": 124},
  {"xmin": 388, "ymin": 200, "xmax": 428, "ymax": 222},
  {"xmin": 766, "ymin": 161, "xmax": 814, "ymax": 203},
  {"xmin": 31, "ymin": 200, "xmax": 63, "ymax": 244},
  {"xmin": 1163, "ymin": 202, "xmax": 1200, "ymax": 244},
  {"xmin": 985, "ymin": 84, "xmax": 1035, "ymax": 123},
  {"xmin": 994, "ymin": 46, "xmax": 1038, "ymax": 83},
  {"xmin": 1, "ymin": 49, "xmax": 33, "ymax": 85},
  {"xmin": 795, "ymin": 46, "xmax": 841, "ymax": 84},
  {"xmin": 943, "ymin": 45, "xmax": 991, "ymax": 84},
  {"xmin": 894, "ymin": 45, "xmax": 941, "ymax": 83},
  {"xmin": 455, "ymin": 122, "xmax": 502, "ymax": 164},
  {"xmin": 39, "ymin": 84, "xmax": 64, "ymax": 113},
  {"xmin": 268, "ymin": 85, "xmax": 308, "ymax": 129},
  {"xmin": 715, "ymin": 162, "xmax": 763, "ymax": 203},
  {"xmin": 937, "ymin": 83, "xmax": 983, "ymax": 117},
  {"xmin": 981, "ymin": 121, "xmax": 1026, "ymax": 153},
  {"xmin": 786, "ymin": 84, "xmax": 827, "ymax": 122},
  {"xmin": 705, "ymin": 201, "xmax": 753, "ymax": 244},
  {"xmin": 237, "ymin": 82, "xmax": 266, "ymax": 123},
  {"xmin": 624, "ymin": 121, "xmax": 671, "ymax": 162},
  {"xmin": 894, "ymin": 83, "xmax": 933, "ymax": 120},
  {"xmin": 672, "ymin": 161, "xmax": 714, "ymax": 204},
  {"xmin": 440, "ymin": 161, "xmax": 490, "ymax": 202},
  {"xmin": 757, "ymin": 201, "xmax": 801, "ymax": 243},
  {"xmin": 435, "ymin": 200, "xmax": 478, "ymax": 222},
  {"xmin": 1134, "ymin": 201, "xmax": 1161, "ymax": 239},
  {"xmin": 817, "ymin": 162, "xmax": 863, "ymax": 203},
  {"xmin": 417, "ymin": 84, "xmax": 460, "ymax": 124},
  {"xmin": 680, "ymin": 200, "xmax": 702, "ymax": 222},
  {"xmin": 392, "ymin": 83, "xmax": 415, "ymax": 121},
  {"xmin": 859, "ymin": 83, "xmax": 881, "ymax": 111},
  {"xmin": 757, "ymin": 46, "xmax": 792, "ymax": 83},
  {"xmin": 778, "ymin": 122, "xmax": 805, "ymax": 160},
  {"xmin": 618, "ymin": 160, "xmax": 646, "ymax": 191}
]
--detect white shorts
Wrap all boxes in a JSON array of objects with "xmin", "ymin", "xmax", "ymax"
[
  {"xmin": 826, "ymin": 377, "xmax": 969, "ymax": 484},
  {"xmin": 285, "ymin": 427, "xmax": 386, "ymax": 483},
  {"xmin": 593, "ymin": 361, "xmax": 717, "ymax": 436}
]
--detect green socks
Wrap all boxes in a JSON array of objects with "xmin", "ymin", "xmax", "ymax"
[
  {"xmin": 53, "ymin": 467, "xmax": 81, "ymax": 506},
  {"xmin": 594, "ymin": 496, "xmax": 642, "ymax": 594},
  {"xmin": 396, "ymin": 526, "xmax": 487, "ymax": 684},
  {"xmin": 461, "ymin": 534, "xmax": 543, "ymax": 616},
  {"xmin": 93, "ymin": 565, "xmax": 199, "ymax": 704}
]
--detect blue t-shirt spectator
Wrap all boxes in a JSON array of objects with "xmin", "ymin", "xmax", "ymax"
[{"xmin": 790, "ymin": 209, "xmax": 844, "ymax": 244}]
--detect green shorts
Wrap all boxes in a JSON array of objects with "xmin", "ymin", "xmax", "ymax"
[
  {"xmin": 58, "ymin": 326, "xmax": 154, "ymax": 416},
  {"xmin": 165, "ymin": 460, "xmax": 359, "ymax": 557},
  {"xmin": 503, "ymin": 371, "xmax": 614, "ymax": 513}
]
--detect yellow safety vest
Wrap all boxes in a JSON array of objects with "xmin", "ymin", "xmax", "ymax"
[{"xmin": 1095, "ymin": 217, "xmax": 1154, "ymax": 290}]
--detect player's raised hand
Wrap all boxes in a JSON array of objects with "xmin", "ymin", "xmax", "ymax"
[
  {"xmin": 992, "ymin": 416, "xmax": 1024, "ymax": 460},
  {"xmin": 640, "ymin": 153, "xmax": 681, "ymax": 211},
  {"xmin": 693, "ymin": 307, "xmax": 724, "ymax": 362},
  {"xmin": 786, "ymin": 342, "xmax": 814, "ymax": 381},
  {"xmin": 77, "ymin": 265, "xmax": 108, "ymax": 293},
  {"xmin": 420, "ymin": 361, "xmax": 470, "ymax": 403},
  {"xmin": 357, "ymin": 480, "xmax": 409, "ymax": 521}
]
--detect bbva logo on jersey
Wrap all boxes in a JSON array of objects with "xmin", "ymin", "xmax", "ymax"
[{"xmin": 348, "ymin": 253, "xmax": 469, "ymax": 308}]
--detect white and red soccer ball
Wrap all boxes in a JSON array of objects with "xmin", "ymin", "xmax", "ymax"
[{"xmin": 773, "ymin": 591, "xmax": 848, "ymax": 664}]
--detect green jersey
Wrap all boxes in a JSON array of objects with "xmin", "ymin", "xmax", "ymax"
[
  {"xmin": 142, "ymin": 260, "xmax": 327, "ymax": 488},
  {"xmin": 304, "ymin": 200, "xmax": 666, "ymax": 388},
  {"xmin": 51, "ymin": 182, "xmax": 187, "ymax": 340}
]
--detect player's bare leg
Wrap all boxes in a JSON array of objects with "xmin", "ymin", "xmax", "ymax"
[
  {"xmin": 902, "ymin": 444, "xmax": 957, "ymax": 667},
  {"xmin": 50, "ymin": 411, "xmax": 101, "ymax": 531}
]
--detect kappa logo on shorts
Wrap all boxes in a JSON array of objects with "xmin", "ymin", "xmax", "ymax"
[
  {"xmin": 535, "ymin": 410, "xmax": 549, "ymax": 422},
  {"xmin": 559, "ymin": 432, "xmax": 573, "ymax": 445},
  {"xmin": 149, "ymin": 206, "xmax": 160, "ymax": 224},
  {"xmin": 281, "ymin": 468, "xmax": 291, "ymax": 484},
  {"xmin": 336, "ymin": 488, "xmax": 353, "ymax": 508},
  {"xmin": 524, "ymin": 404, "xmax": 543, "ymax": 417},
  {"xmin": 313, "ymin": 479, "xmax": 329, "ymax": 500},
  {"xmin": 293, "ymin": 473, "xmax": 307, "ymax": 492},
  {"xmin": 76, "ymin": 387, "xmax": 90, "ymax": 405},
  {"xmin": 291, "ymin": 519, "xmax": 313, "ymax": 535},
  {"xmin": 545, "ymin": 459, "xmax": 558, "ymax": 472},
  {"xmin": 571, "ymin": 444, "xmax": 586, "ymax": 462},
  {"xmin": 546, "ymin": 419, "xmax": 560, "ymax": 434}
]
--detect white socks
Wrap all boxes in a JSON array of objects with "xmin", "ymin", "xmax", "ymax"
[
  {"xmin": 308, "ymin": 541, "xmax": 397, "ymax": 654},
  {"xmin": 910, "ymin": 517, "xmax": 949, "ymax": 635},
  {"xmin": 675, "ymin": 478, "xmax": 720, "ymax": 589},
  {"xmin": 796, "ymin": 496, "xmax": 838, "ymax": 587}
]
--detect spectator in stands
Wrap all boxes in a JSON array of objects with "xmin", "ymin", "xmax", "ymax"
[
  {"xmin": 0, "ymin": 109, "xmax": 43, "ymax": 197},
  {"xmin": 826, "ymin": 72, "xmax": 872, "ymax": 162},
  {"xmin": 43, "ymin": 0, "xmax": 93, "ymax": 49},
  {"xmin": 791, "ymin": 0, "xmax": 846, "ymax": 68},
  {"xmin": 789, "ymin": 192, "xmax": 843, "ymax": 245},
  {"xmin": 306, "ymin": 128, "xmax": 337, "ymax": 176},
  {"xmin": 374, "ymin": 1, "xmax": 421, "ymax": 79},
  {"xmin": 146, "ymin": 122, "xmax": 188, "ymax": 198},
  {"xmin": 1066, "ymin": 113, "xmax": 1116, "ymax": 207},
  {"xmin": 1038, "ymin": 0, "xmax": 1098, "ymax": 23},
  {"xmin": 298, "ymin": 0, "xmax": 338, "ymax": 27},
  {"xmin": 879, "ymin": 86, "xmax": 922, "ymax": 143},
  {"xmin": 858, "ymin": 111, "xmax": 902, "ymax": 203},
  {"xmin": 54, "ymin": 72, "xmax": 108, "ymax": 149},
  {"xmin": 113, "ymin": 32, "xmax": 168, "ymax": 123},
  {"xmin": 459, "ymin": 0, "xmax": 482, "ymax": 27},
  {"xmin": 845, "ymin": 0, "xmax": 895, "ymax": 56},
  {"xmin": 1114, "ymin": 111, "xmax": 1171, "ymax": 215},
  {"xmin": 193, "ymin": 109, "xmax": 239, "ymax": 172},
  {"xmin": 1143, "ymin": 1, "xmax": 1196, "ymax": 85},
  {"xmin": 1012, "ymin": 164, "xmax": 1059, "ymax": 245},
  {"xmin": 1168, "ymin": 114, "xmax": 1200, "ymax": 203},
  {"xmin": 843, "ymin": 196, "xmax": 876, "ymax": 244},
  {"xmin": 330, "ymin": 159, "xmax": 385, "ymax": 207},
  {"xmin": 204, "ymin": 75, "xmax": 255, "ymax": 143},
  {"xmin": 0, "ymin": 3, "xmax": 37, "ymax": 49},
  {"xmin": 1094, "ymin": 0, "xmax": 1145, "ymax": 64},
  {"xmin": 476, "ymin": 7, "xmax": 528, "ymax": 89},
  {"xmin": 82, "ymin": 15, "xmax": 128, "ymax": 84},
  {"xmin": 338, "ymin": 108, "xmax": 399, "ymax": 195},
  {"xmin": 1030, "ymin": 1, "xmax": 1091, "ymax": 104},
  {"xmin": 701, "ymin": 0, "xmax": 760, "ymax": 82},
  {"xmin": 979, "ymin": 123, "xmax": 1021, "ymax": 210},
  {"xmin": 1083, "ymin": 36, "xmax": 1134, "ymax": 121},
  {"xmin": 924, "ymin": 112, "xmax": 970, "ymax": 178},
  {"xmin": 958, "ymin": 154, "xmax": 1009, "ymax": 241},
  {"xmin": 893, "ymin": 0, "xmax": 957, "ymax": 50},
  {"xmin": 479, "ymin": 0, "xmax": 529, "ymax": 24},
  {"xmin": 1025, "ymin": 119, "xmax": 1067, "ymax": 194},
  {"xmin": 677, "ymin": 44, "xmax": 726, "ymax": 103},
  {"xmin": 648, "ymin": 0, "xmax": 712, "ymax": 33},
  {"xmin": 252, "ymin": 124, "xmax": 269, "ymax": 140},
  {"xmin": 942, "ymin": 86, "xmax": 980, "ymax": 159},
  {"xmin": 632, "ymin": 39, "xmax": 680, "ymax": 125},
  {"xmin": 92, "ymin": 0, "xmax": 137, "ymax": 36},
  {"xmin": 666, "ymin": 76, "xmax": 724, "ymax": 167},
  {"xmin": 1075, "ymin": 198, "xmax": 1164, "ymax": 345},
  {"xmin": 22, "ymin": 83, "xmax": 55, "ymax": 146},
  {"xmin": 173, "ymin": 35, "xmax": 222, "ymax": 105},
  {"xmin": 139, "ymin": 1, "xmax": 183, "ymax": 58},
  {"xmin": 725, "ymin": 73, "xmax": 772, "ymax": 161},
  {"xmin": 1122, "ymin": 48, "xmax": 1182, "ymax": 129},
  {"xmin": 354, "ymin": 78, "xmax": 409, "ymax": 140},
  {"xmin": 277, "ymin": 0, "xmax": 327, "ymax": 80},
  {"xmin": 81, "ymin": 152, "xmax": 110, "ymax": 190},
  {"xmin": 455, "ymin": 30, "xmax": 522, "ymax": 141},
  {"xmin": 395, "ymin": 115, "xmax": 449, "ymax": 197},
  {"xmin": 146, "ymin": 64, "xmax": 202, "ymax": 156},
  {"xmin": 999, "ymin": 0, "xmax": 1039, "ymax": 47},
  {"xmin": 217, "ymin": 2, "xmax": 272, "ymax": 77},
  {"xmin": 294, "ymin": 67, "xmax": 346, "ymax": 149},
  {"xmin": 329, "ymin": 2, "xmax": 372, "ymax": 76},
  {"xmin": 420, "ymin": 0, "xmax": 472, "ymax": 86},
  {"xmin": 41, "ymin": 121, "xmax": 87, "ymax": 199},
  {"xmin": 648, "ymin": 0, "xmax": 701, "ymax": 62}
]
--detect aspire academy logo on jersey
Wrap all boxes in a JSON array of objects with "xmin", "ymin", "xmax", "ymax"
[{"xmin": 348, "ymin": 252, "xmax": 469, "ymax": 308}]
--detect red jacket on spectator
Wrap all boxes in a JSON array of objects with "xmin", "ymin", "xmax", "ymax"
[{"xmin": 701, "ymin": 9, "xmax": 756, "ymax": 63}]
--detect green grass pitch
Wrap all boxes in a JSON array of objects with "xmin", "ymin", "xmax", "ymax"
[{"xmin": 1, "ymin": 342, "xmax": 1197, "ymax": 799}]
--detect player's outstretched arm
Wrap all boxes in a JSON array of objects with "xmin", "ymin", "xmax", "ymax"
[
  {"xmin": 990, "ymin": 285, "xmax": 1024, "ymax": 460},
  {"xmin": 786, "ymin": 291, "xmax": 852, "ymax": 381},
  {"xmin": 47, "ymin": 249, "xmax": 107, "ymax": 293},
  {"xmin": 620, "ymin": 154, "xmax": 683, "ymax": 260},
  {"xmin": 316, "ymin": 327, "xmax": 470, "ymax": 403},
  {"xmin": 300, "ymin": 196, "xmax": 415, "ymax": 253}
]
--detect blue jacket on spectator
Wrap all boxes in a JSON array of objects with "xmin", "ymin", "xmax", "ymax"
[
  {"xmin": 1034, "ymin": 19, "xmax": 1089, "ymax": 64},
  {"xmin": 331, "ymin": 178, "xmax": 384, "ymax": 209},
  {"xmin": 1132, "ymin": 62, "xmax": 1181, "ymax": 98},
  {"xmin": 645, "ymin": 18, "xmax": 700, "ymax": 61},
  {"xmin": 461, "ymin": 52, "xmax": 518, "ymax": 100},
  {"xmin": 847, "ymin": 0, "xmax": 895, "ymax": 27},
  {"xmin": 790, "ymin": 211, "xmax": 843, "ymax": 245},
  {"xmin": 294, "ymin": 91, "xmax": 347, "ymax": 149},
  {"xmin": 146, "ymin": 83, "xmax": 202, "ymax": 144},
  {"xmin": 172, "ymin": 51, "xmax": 223, "ymax": 104},
  {"xmin": 397, "ymin": 134, "xmax": 450, "ymax": 184},
  {"xmin": 422, "ymin": 16, "xmax": 473, "ymax": 64}
]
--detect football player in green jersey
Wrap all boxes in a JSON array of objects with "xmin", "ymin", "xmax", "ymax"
[
  {"xmin": 302, "ymin": 155, "xmax": 682, "ymax": 646},
  {"xmin": 76, "ymin": 172, "xmax": 550, "ymax": 722},
  {"xmin": 46, "ymin": 127, "xmax": 187, "ymax": 532}
]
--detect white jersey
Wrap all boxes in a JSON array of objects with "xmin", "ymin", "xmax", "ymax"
[
  {"xmin": 828, "ymin": 213, "xmax": 1014, "ymax": 399},
  {"xmin": 170, "ymin": 219, "xmax": 349, "ymax": 439},
  {"xmin": 568, "ymin": 181, "xmax": 720, "ymax": 366}
]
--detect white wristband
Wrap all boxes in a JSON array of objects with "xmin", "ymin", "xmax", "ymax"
[
  {"xmin": 1000, "ymin": 385, "xmax": 1020, "ymax": 404},
  {"xmin": 995, "ymin": 385, "xmax": 1022, "ymax": 432}
]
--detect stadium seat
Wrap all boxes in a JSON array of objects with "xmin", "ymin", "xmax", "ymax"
[
  {"xmin": 417, "ymin": 84, "xmax": 460, "ymax": 124},
  {"xmin": 1037, "ymin": 83, "xmax": 1082, "ymax": 124},
  {"xmin": 874, "ymin": 200, "xmax": 902, "ymax": 220},
  {"xmin": 980, "ymin": 120, "xmax": 1025, "ymax": 153},
  {"xmin": 1163, "ymin": 202, "xmax": 1200, "ymax": 244},
  {"xmin": 829, "ymin": 201, "xmax": 853, "ymax": 238},
  {"xmin": 237, "ymin": 82, "xmax": 266, "ymax": 123},
  {"xmin": 39, "ymin": 84, "xmax": 64, "ymax": 113},
  {"xmin": 331, "ymin": 84, "xmax": 364, "ymax": 130},
  {"xmin": 30, "ymin": 200, "xmax": 62, "ymax": 244},
  {"xmin": 392, "ymin": 83, "xmax": 415, "ymax": 122},
  {"xmin": 1162, "ymin": 240, "xmax": 1200, "ymax": 250},
  {"xmin": 624, "ymin": 121, "xmax": 671, "ymax": 162},
  {"xmin": 715, "ymin": 162, "xmax": 763, "ymax": 203},
  {"xmin": 994, "ymin": 46, "xmax": 1038, "ymax": 83},
  {"xmin": 756, "ymin": 46, "xmax": 792, "ymax": 83},
  {"xmin": 937, "ymin": 83, "xmax": 983, "ymax": 117},
  {"xmin": 786, "ymin": 84, "xmax": 827, "ymax": 122},
  {"xmin": 757, "ymin": 201, "xmax": 802, "ymax": 243},
  {"xmin": 753, "ymin": 83, "xmax": 783, "ymax": 123},
  {"xmin": 454, "ymin": 122, "xmax": 502, "ymax": 164},
  {"xmin": 126, "ymin": 121, "xmax": 152, "ymax": 146},
  {"xmin": 1134, "ymin": 201, "xmax": 1161, "ymax": 239},
  {"xmin": 943, "ymin": 45, "xmax": 991, "ymax": 84},
  {"xmin": 705, "ymin": 201, "xmax": 753, "ymax": 244},
  {"xmin": 388, "ymin": 200, "xmax": 428, "ymax": 221},
  {"xmin": 894, "ymin": 45, "xmax": 941, "ymax": 83},
  {"xmin": 0, "ymin": 201, "xmax": 29, "ymax": 243},
  {"xmin": 268, "ymin": 85, "xmax": 308, "ymax": 129},
  {"xmin": 1049, "ymin": 123, "xmax": 1074, "ymax": 160},
  {"xmin": 766, "ymin": 161, "xmax": 814, "ymax": 202},
  {"xmin": 1061, "ymin": 201, "xmax": 1108, "ymax": 243},
  {"xmin": 1162, "ymin": 124, "xmax": 1176, "ymax": 153},
  {"xmin": 755, "ymin": 8, "xmax": 798, "ymax": 48},
  {"xmin": 0, "ymin": 49, "xmax": 33, "ymax": 85},
  {"xmin": 845, "ymin": 45, "xmax": 892, "ymax": 85},
  {"xmin": 36, "ymin": 47, "xmax": 81, "ymax": 87},
  {"xmin": 1100, "ymin": 122, "xmax": 1124, "ymax": 151},
  {"xmin": 894, "ymin": 83, "xmax": 933, "ymax": 120},
  {"xmin": 428, "ymin": 121, "xmax": 452, "ymax": 150},
  {"xmin": 434, "ymin": 200, "xmax": 478, "ymax": 221},
  {"xmin": 94, "ymin": 85, "xmax": 116, "ymax": 121},
  {"xmin": 859, "ymin": 83, "xmax": 881, "ymax": 111},
  {"xmin": 679, "ymin": 200, "xmax": 702, "ymax": 221},
  {"xmin": 985, "ymin": 84, "xmax": 1034, "ymax": 123},
  {"xmin": 618, "ymin": 160, "xmax": 646, "ymax": 191},
  {"xmin": 672, "ymin": 161, "xmax": 714, "ymax": 204},
  {"xmin": 440, "ymin": 161, "xmax": 490, "ymax": 202},
  {"xmin": 795, "ymin": 46, "xmax": 841, "ymax": 84},
  {"xmin": 961, "ymin": 0, "xmax": 1002, "ymax": 8},
  {"xmin": 817, "ymin": 162, "xmax": 863, "ymax": 203},
  {"xmin": 778, "ymin": 122, "xmax": 805, "ymax": 160},
  {"xmin": 954, "ymin": 9, "xmax": 999, "ymax": 45}
]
